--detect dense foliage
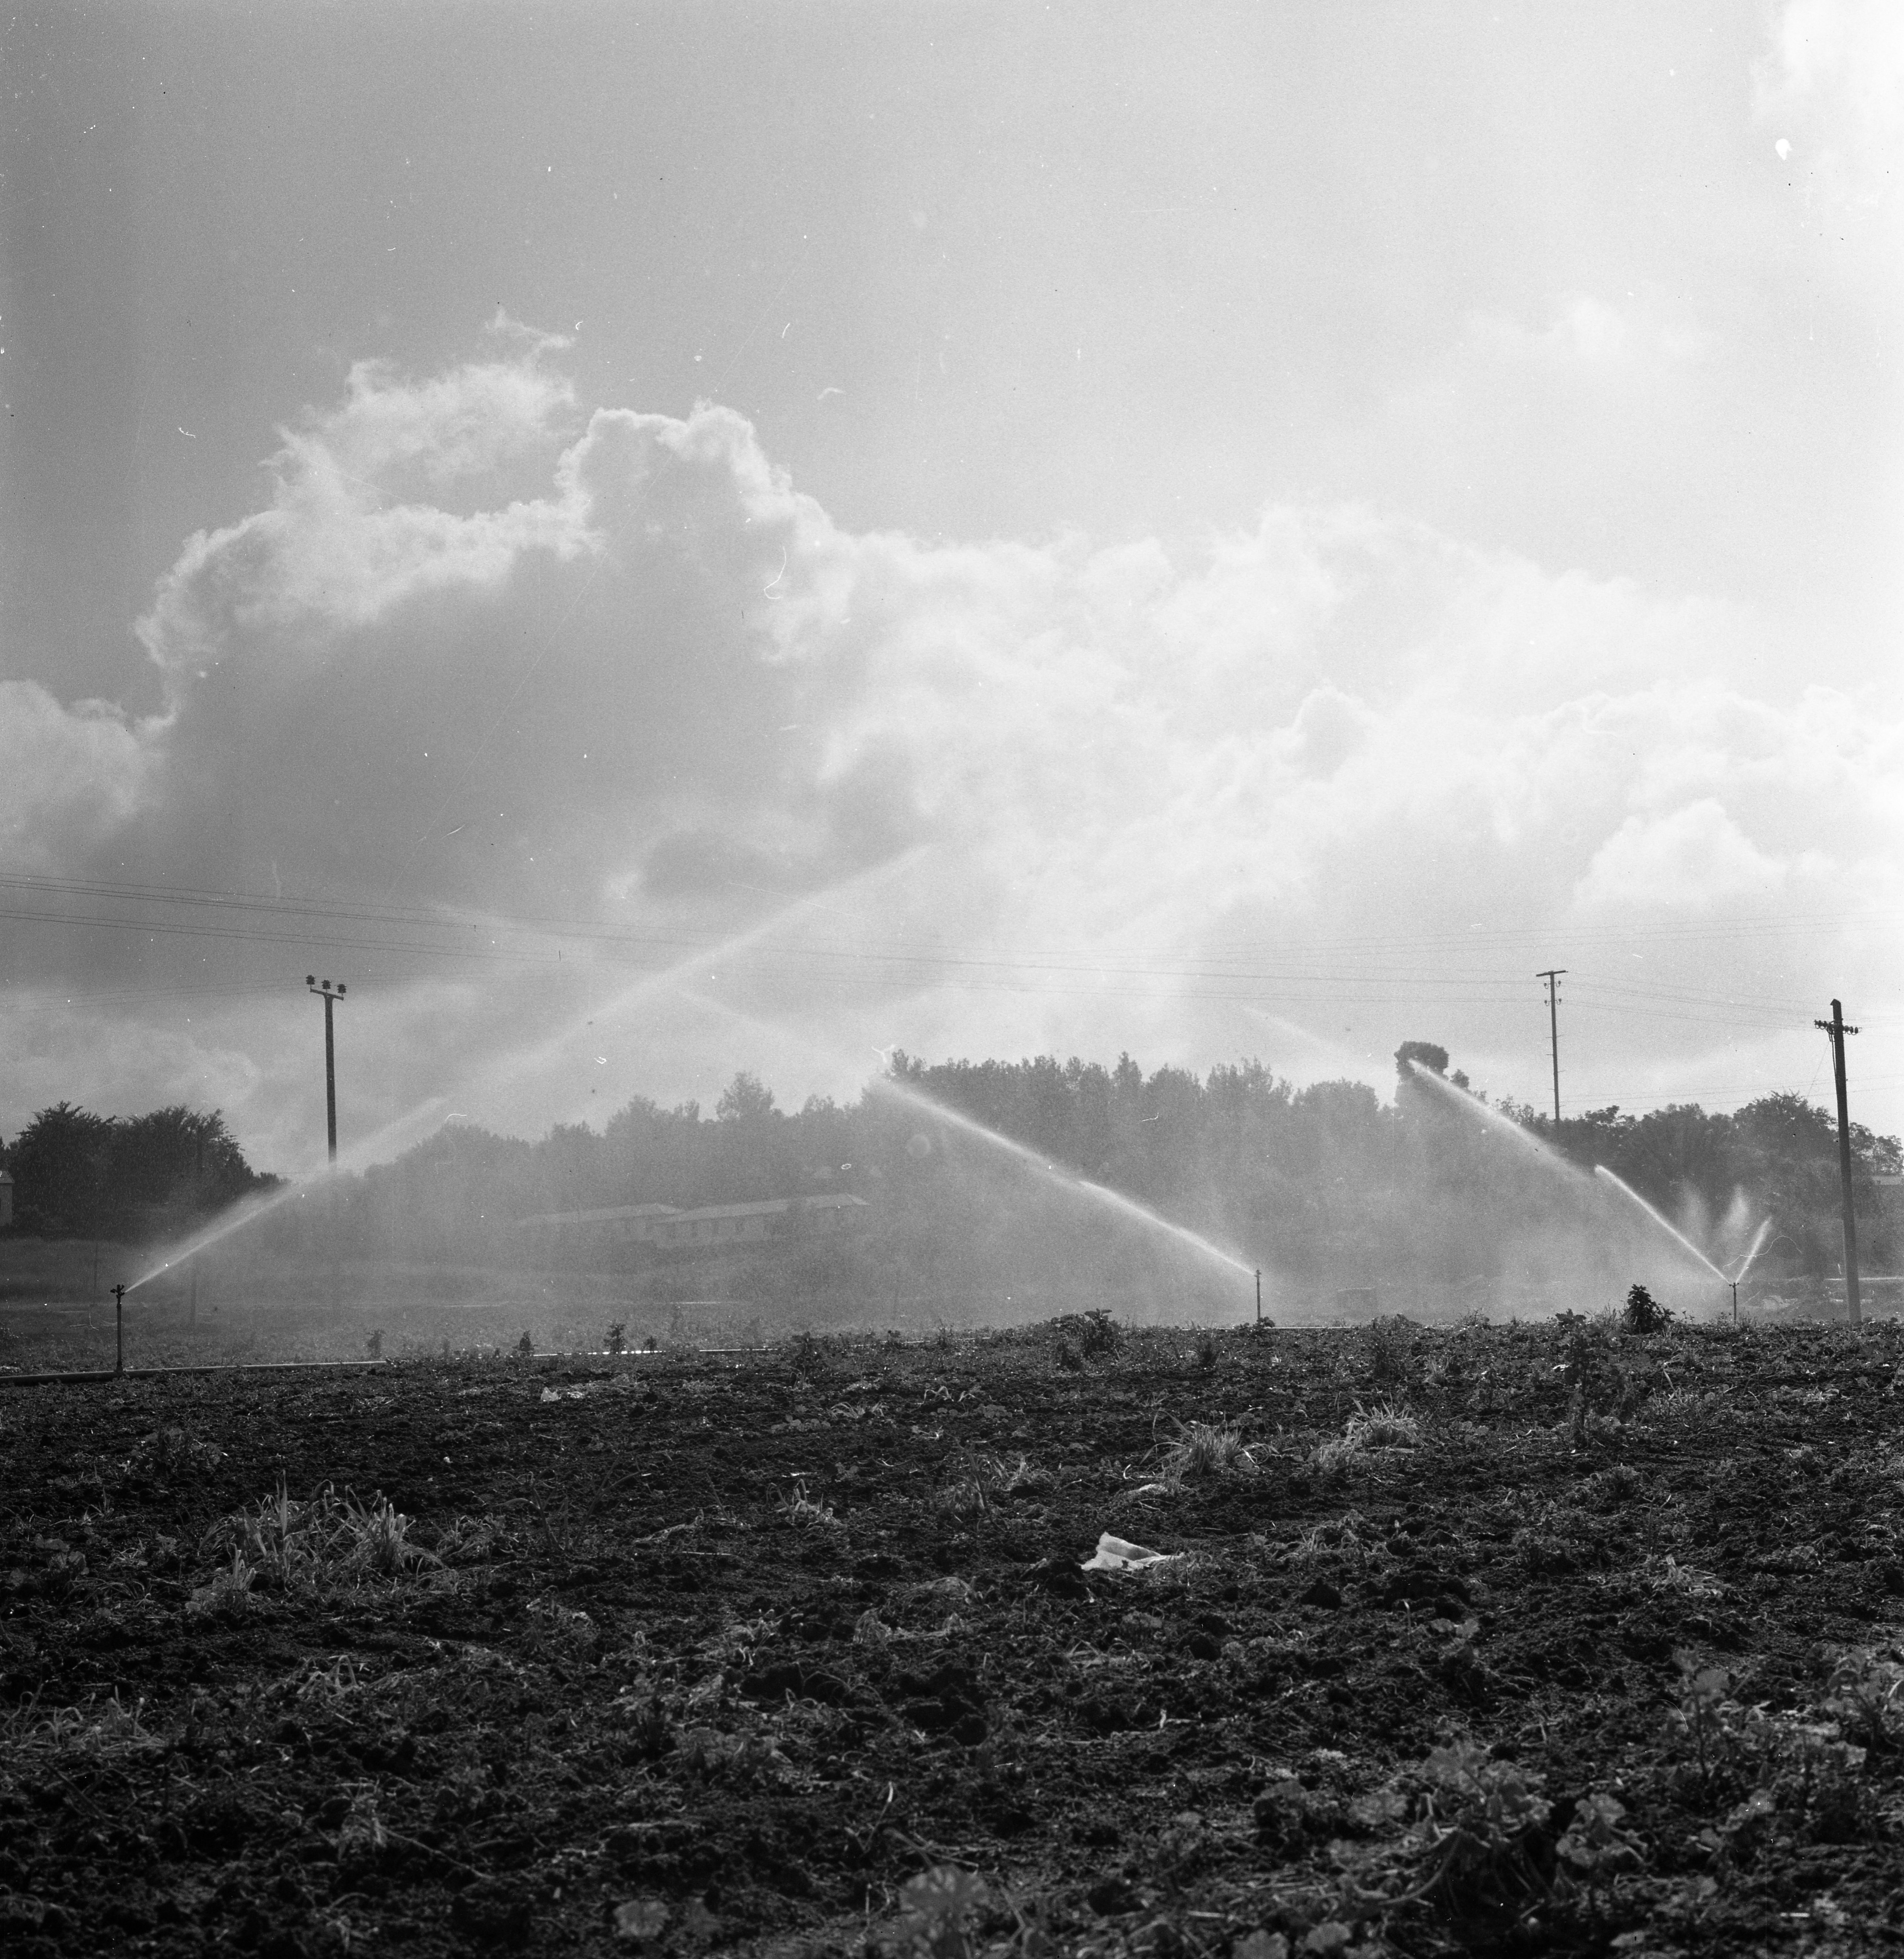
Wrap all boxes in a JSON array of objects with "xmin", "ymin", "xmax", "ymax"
[{"xmin": 0, "ymin": 1103, "xmax": 277, "ymax": 1239}]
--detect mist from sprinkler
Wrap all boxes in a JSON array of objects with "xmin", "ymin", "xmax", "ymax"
[
  {"xmin": 1402, "ymin": 1057, "xmax": 1586, "ymax": 1178},
  {"xmin": 126, "ymin": 856, "xmax": 925, "ymax": 1293},
  {"xmin": 677, "ymin": 987, "xmax": 1258, "ymax": 1291},
  {"xmin": 1592, "ymin": 1165, "xmax": 1729, "ymax": 1282},
  {"xmin": 874, "ymin": 1073, "xmax": 1258, "ymax": 1285},
  {"xmin": 1730, "ymin": 1216, "xmax": 1774, "ymax": 1285}
]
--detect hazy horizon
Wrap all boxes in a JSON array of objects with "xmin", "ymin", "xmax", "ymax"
[{"xmin": 4, "ymin": 2, "xmax": 1900, "ymax": 1177}]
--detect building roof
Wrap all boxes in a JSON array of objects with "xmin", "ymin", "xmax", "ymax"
[{"xmin": 516, "ymin": 1201, "xmax": 681, "ymax": 1227}]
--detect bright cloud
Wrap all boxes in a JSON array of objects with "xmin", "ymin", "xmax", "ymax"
[{"xmin": 3, "ymin": 337, "xmax": 1900, "ymax": 1158}]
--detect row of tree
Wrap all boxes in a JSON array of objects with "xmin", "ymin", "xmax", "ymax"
[
  {"xmin": 6, "ymin": 1051, "xmax": 1896, "ymax": 1309},
  {"xmin": 0, "ymin": 1103, "xmax": 278, "ymax": 1239}
]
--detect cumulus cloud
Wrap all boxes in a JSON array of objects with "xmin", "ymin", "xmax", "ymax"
[
  {"xmin": 3, "ymin": 334, "xmax": 1900, "ymax": 1155},
  {"xmin": 0, "ymin": 682, "xmax": 158, "ymax": 871}
]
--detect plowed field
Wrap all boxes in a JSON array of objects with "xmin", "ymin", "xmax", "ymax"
[{"xmin": 3, "ymin": 1314, "xmax": 1902, "ymax": 1958}]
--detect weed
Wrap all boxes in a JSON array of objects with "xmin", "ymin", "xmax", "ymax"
[
  {"xmin": 979, "ymin": 1453, "xmax": 1048, "ymax": 1494},
  {"xmin": 1388, "ymin": 1739, "xmax": 1554, "ymax": 1918},
  {"xmin": 606, "ymin": 1320, "xmax": 627, "ymax": 1355},
  {"xmin": 1313, "ymin": 1400, "xmax": 1420, "ymax": 1472},
  {"xmin": 1671, "ymin": 1654, "xmax": 1734, "ymax": 1779},
  {"xmin": 186, "ymin": 1546, "xmax": 259, "ymax": 1621},
  {"xmin": 879, "ymin": 1866, "xmax": 991, "ymax": 1959},
  {"xmin": 940, "ymin": 1476, "xmax": 989, "ymax": 1520},
  {"xmin": 1641, "ymin": 1555, "xmax": 1724, "ymax": 1599},
  {"xmin": 1555, "ymin": 1791, "xmax": 1644, "ymax": 1896},
  {"xmin": 201, "ymin": 1479, "xmax": 441, "ymax": 1593},
  {"xmin": 515, "ymin": 1329, "xmax": 535, "ymax": 1357},
  {"xmin": 1623, "ymin": 1284, "xmax": 1673, "ymax": 1335},
  {"xmin": 1821, "ymin": 1647, "xmax": 1904, "ymax": 1749},
  {"xmin": 781, "ymin": 1477, "xmax": 839, "ymax": 1528},
  {"xmin": 365, "ymin": 1328, "xmax": 383, "ymax": 1359},
  {"xmin": 121, "ymin": 1426, "xmax": 223, "ymax": 1485},
  {"xmin": 1053, "ymin": 1310, "xmax": 1120, "ymax": 1360},
  {"xmin": 1160, "ymin": 1419, "xmax": 1258, "ymax": 1483},
  {"xmin": 1193, "ymin": 1328, "xmax": 1220, "ymax": 1372}
]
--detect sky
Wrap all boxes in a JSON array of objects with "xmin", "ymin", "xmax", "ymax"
[{"xmin": 1, "ymin": 0, "xmax": 1901, "ymax": 1177}]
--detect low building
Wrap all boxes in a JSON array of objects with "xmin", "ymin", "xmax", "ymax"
[{"xmin": 515, "ymin": 1193, "xmax": 868, "ymax": 1258}]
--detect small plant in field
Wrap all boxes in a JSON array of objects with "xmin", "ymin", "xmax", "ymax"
[
  {"xmin": 1160, "ymin": 1419, "xmax": 1257, "ymax": 1483},
  {"xmin": 1052, "ymin": 1310, "xmax": 1120, "ymax": 1361},
  {"xmin": 879, "ymin": 1866, "xmax": 991, "ymax": 1959},
  {"xmin": 186, "ymin": 1547, "xmax": 258, "ymax": 1621},
  {"xmin": 1641, "ymin": 1555, "xmax": 1724, "ymax": 1599},
  {"xmin": 1821, "ymin": 1647, "xmax": 1904, "ymax": 1749},
  {"xmin": 1623, "ymin": 1284, "xmax": 1673, "ymax": 1335},
  {"xmin": 364, "ymin": 1328, "xmax": 383, "ymax": 1359},
  {"xmin": 121, "ymin": 1425, "xmax": 224, "ymax": 1485},
  {"xmin": 1193, "ymin": 1328, "xmax": 1220, "ymax": 1372},
  {"xmin": 780, "ymin": 1476, "xmax": 838, "ymax": 1528},
  {"xmin": 1313, "ymin": 1400, "xmax": 1420, "ymax": 1472},
  {"xmin": 940, "ymin": 1476, "xmax": 989, "ymax": 1520},
  {"xmin": 979, "ymin": 1453, "xmax": 1048, "ymax": 1494},
  {"xmin": 1556, "ymin": 1791, "xmax": 1644, "ymax": 1897},
  {"xmin": 201, "ymin": 1479, "xmax": 440, "ymax": 1592},
  {"xmin": 1379, "ymin": 1740, "xmax": 1554, "ymax": 1918},
  {"xmin": 605, "ymin": 1320, "xmax": 627, "ymax": 1355},
  {"xmin": 515, "ymin": 1329, "xmax": 535, "ymax": 1357},
  {"xmin": 1670, "ymin": 1653, "xmax": 1735, "ymax": 1779}
]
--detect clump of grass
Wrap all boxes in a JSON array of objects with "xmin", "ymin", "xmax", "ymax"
[
  {"xmin": 1312, "ymin": 1400, "xmax": 1421, "ymax": 1472},
  {"xmin": 1160, "ymin": 1419, "xmax": 1258, "ymax": 1483},
  {"xmin": 199, "ymin": 1478, "xmax": 440, "ymax": 1597}
]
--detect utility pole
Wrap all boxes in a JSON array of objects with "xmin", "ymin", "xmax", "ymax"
[
  {"xmin": 1813, "ymin": 998, "xmax": 1861, "ymax": 1326},
  {"xmin": 1536, "ymin": 970, "xmax": 1567, "ymax": 1125},
  {"xmin": 307, "ymin": 977, "xmax": 347, "ymax": 1314}
]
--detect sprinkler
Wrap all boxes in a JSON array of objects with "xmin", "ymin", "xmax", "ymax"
[{"xmin": 112, "ymin": 1283, "xmax": 126, "ymax": 1375}]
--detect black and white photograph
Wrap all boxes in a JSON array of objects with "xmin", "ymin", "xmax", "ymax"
[{"xmin": 2, "ymin": 4, "xmax": 1901, "ymax": 1954}]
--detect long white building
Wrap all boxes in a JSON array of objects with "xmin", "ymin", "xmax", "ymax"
[{"xmin": 515, "ymin": 1192, "xmax": 869, "ymax": 1256}]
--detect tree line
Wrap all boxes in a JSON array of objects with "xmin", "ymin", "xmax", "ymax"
[
  {"xmin": 0, "ymin": 1103, "xmax": 278, "ymax": 1239},
  {"xmin": 6, "ymin": 1052, "xmax": 1896, "ymax": 1305}
]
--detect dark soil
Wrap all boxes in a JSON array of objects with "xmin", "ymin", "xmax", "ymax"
[{"xmin": 3, "ymin": 1314, "xmax": 1903, "ymax": 1957}]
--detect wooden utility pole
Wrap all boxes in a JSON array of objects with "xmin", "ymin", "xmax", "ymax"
[
  {"xmin": 1536, "ymin": 970, "xmax": 1567, "ymax": 1124},
  {"xmin": 307, "ymin": 977, "xmax": 348, "ymax": 1314},
  {"xmin": 1813, "ymin": 999, "xmax": 1861, "ymax": 1326}
]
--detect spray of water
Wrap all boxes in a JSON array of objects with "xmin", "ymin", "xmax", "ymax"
[
  {"xmin": 1730, "ymin": 1215, "xmax": 1774, "ymax": 1285},
  {"xmin": 677, "ymin": 988, "xmax": 1258, "ymax": 1290},
  {"xmin": 1592, "ymin": 1165, "xmax": 1728, "ymax": 1282},
  {"xmin": 875, "ymin": 1074, "xmax": 1258, "ymax": 1286},
  {"xmin": 1403, "ymin": 1059, "xmax": 1585, "ymax": 1177},
  {"xmin": 128, "ymin": 855, "xmax": 927, "ymax": 1291}
]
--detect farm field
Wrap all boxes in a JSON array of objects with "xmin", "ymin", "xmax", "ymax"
[{"xmin": 3, "ymin": 1314, "xmax": 1903, "ymax": 1959}]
